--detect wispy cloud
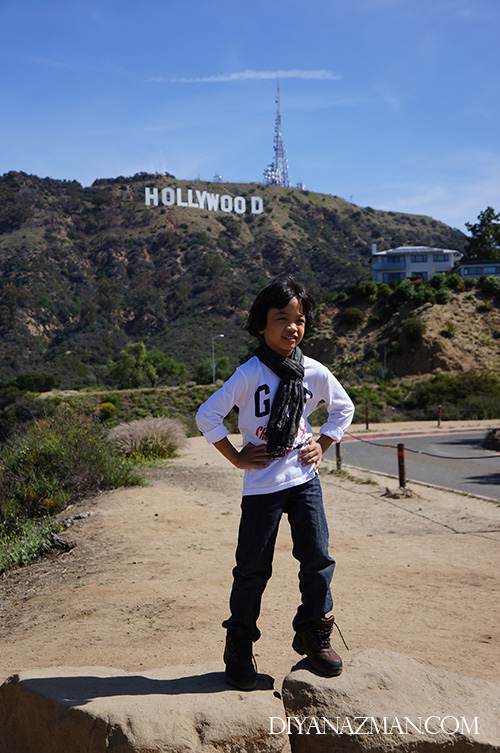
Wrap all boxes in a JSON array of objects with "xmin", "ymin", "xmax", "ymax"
[{"xmin": 152, "ymin": 69, "xmax": 342, "ymax": 84}]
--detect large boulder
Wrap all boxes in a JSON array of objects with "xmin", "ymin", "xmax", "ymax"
[
  {"xmin": 0, "ymin": 662, "xmax": 284, "ymax": 753},
  {"xmin": 281, "ymin": 648, "xmax": 499, "ymax": 752}
]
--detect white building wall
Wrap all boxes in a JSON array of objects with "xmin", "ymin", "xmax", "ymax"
[{"xmin": 371, "ymin": 246, "xmax": 462, "ymax": 283}]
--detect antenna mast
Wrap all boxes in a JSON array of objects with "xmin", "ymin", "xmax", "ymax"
[{"xmin": 263, "ymin": 82, "xmax": 290, "ymax": 187}]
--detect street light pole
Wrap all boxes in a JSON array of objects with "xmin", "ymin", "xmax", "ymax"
[{"xmin": 211, "ymin": 334, "xmax": 224, "ymax": 384}]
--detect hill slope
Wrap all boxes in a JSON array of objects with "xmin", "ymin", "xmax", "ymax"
[{"xmin": 0, "ymin": 171, "xmax": 466, "ymax": 386}]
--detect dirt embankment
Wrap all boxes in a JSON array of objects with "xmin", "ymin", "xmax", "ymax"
[{"xmin": 1, "ymin": 431, "xmax": 499, "ymax": 690}]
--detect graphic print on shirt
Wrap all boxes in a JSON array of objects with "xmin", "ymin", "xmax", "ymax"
[{"xmin": 254, "ymin": 383, "xmax": 312, "ymax": 454}]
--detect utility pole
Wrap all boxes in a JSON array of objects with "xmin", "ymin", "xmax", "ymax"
[{"xmin": 211, "ymin": 334, "xmax": 224, "ymax": 385}]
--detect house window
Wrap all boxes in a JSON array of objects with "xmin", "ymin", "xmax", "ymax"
[
  {"xmin": 412, "ymin": 272, "xmax": 428, "ymax": 282},
  {"xmin": 382, "ymin": 272, "xmax": 406, "ymax": 283},
  {"xmin": 433, "ymin": 254, "xmax": 448, "ymax": 262},
  {"xmin": 411, "ymin": 254, "xmax": 427, "ymax": 263},
  {"xmin": 463, "ymin": 267, "xmax": 482, "ymax": 276},
  {"xmin": 482, "ymin": 266, "xmax": 500, "ymax": 275},
  {"xmin": 373, "ymin": 255, "xmax": 406, "ymax": 267}
]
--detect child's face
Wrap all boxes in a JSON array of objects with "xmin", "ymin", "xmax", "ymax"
[{"xmin": 259, "ymin": 296, "xmax": 306, "ymax": 357}]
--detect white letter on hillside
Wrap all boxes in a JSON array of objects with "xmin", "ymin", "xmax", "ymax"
[
  {"xmin": 161, "ymin": 188, "xmax": 175, "ymax": 206},
  {"xmin": 220, "ymin": 194, "xmax": 233, "ymax": 213},
  {"xmin": 187, "ymin": 189, "xmax": 199, "ymax": 208},
  {"xmin": 234, "ymin": 196, "xmax": 246, "ymax": 215},
  {"xmin": 176, "ymin": 188, "xmax": 188, "ymax": 207},
  {"xmin": 206, "ymin": 193, "xmax": 220, "ymax": 211},
  {"xmin": 195, "ymin": 190, "xmax": 207, "ymax": 209},
  {"xmin": 145, "ymin": 187, "xmax": 159, "ymax": 206},
  {"xmin": 251, "ymin": 196, "xmax": 264, "ymax": 214}
]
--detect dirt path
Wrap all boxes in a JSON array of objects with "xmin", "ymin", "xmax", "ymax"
[{"xmin": 1, "ymin": 430, "xmax": 499, "ymax": 691}]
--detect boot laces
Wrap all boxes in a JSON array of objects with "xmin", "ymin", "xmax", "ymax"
[
  {"xmin": 314, "ymin": 626, "xmax": 333, "ymax": 650},
  {"xmin": 314, "ymin": 622, "xmax": 350, "ymax": 651}
]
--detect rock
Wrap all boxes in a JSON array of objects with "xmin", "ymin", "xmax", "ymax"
[
  {"xmin": 484, "ymin": 428, "xmax": 500, "ymax": 451},
  {"xmin": 0, "ymin": 662, "xmax": 284, "ymax": 753},
  {"xmin": 281, "ymin": 648, "xmax": 500, "ymax": 752}
]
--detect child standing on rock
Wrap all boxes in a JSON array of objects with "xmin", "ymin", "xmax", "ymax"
[{"xmin": 196, "ymin": 274, "xmax": 354, "ymax": 690}]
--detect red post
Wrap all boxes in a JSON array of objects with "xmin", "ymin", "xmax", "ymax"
[
  {"xmin": 365, "ymin": 407, "xmax": 370, "ymax": 431},
  {"xmin": 397, "ymin": 443, "xmax": 406, "ymax": 488}
]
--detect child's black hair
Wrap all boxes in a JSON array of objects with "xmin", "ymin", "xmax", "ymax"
[{"xmin": 245, "ymin": 273, "xmax": 316, "ymax": 338}]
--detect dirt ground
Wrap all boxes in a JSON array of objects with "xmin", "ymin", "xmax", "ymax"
[{"xmin": 1, "ymin": 421, "xmax": 499, "ymax": 694}]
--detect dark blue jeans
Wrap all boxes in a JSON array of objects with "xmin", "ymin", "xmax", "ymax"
[{"xmin": 222, "ymin": 476, "xmax": 335, "ymax": 641}]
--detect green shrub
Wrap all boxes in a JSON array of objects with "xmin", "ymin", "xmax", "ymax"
[
  {"xmin": 356, "ymin": 280, "xmax": 378, "ymax": 301},
  {"xmin": 414, "ymin": 285, "xmax": 436, "ymax": 305},
  {"xmin": 435, "ymin": 287, "xmax": 451, "ymax": 304},
  {"xmin": 194, "ymin": 356, "xmax": 233, "ymax": 385},
  {"xmin": 404, "ymin": 372, "xmax": 500, "ymax": 419},
  {"xmin": 441, "ymin": 320, "xmax": 457, "ymax": 338},
  {"xmin": 376, "ymin": 283, "xmax": 391, "ymax": 302},
  {"xmin": 429, "ymin": 273, "xmax": 447, "ymax": 289},
  {"xmin": 0, "ymin": 409, "xmax": 142, "ymax": 523},
  {"xmin": 385, "ymin": 279, "xmax": 415, "ymax": 312},
  {"xmin": 479, "ymin": 275, "xmax": 500, "ymax": 296},
  {"xmin": 0, "ymin": 518, "xmax": 64, "ymax": 573},
  {"xmin": 401, "ymin": 317, "xmax": 426, "ymax": 340},
  {"xmin": 478, "ymin": 300, "xmax": 494, "ymax": 313},
  {"xmin": 445, "ymin": 273, "xmax": 465, "ymax": 291},
  {"xmin": 108, "ymin": 416, "xmax": 188, "ymax": 460},
  {"xmin": 99, "ymin": 401, "xmax": 118, "ymax": 421},
  {"xmin": 464, "ymin": 277, "xmax": 476, "ymax": 290},
  {"xmin": 341, "ymin": 307, "xmax": 365, "ymax": 326}
]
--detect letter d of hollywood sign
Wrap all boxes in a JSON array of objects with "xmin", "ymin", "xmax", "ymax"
[{"xmin": 145, "ymin": 187, "xmax": 264, "ymax": 215}]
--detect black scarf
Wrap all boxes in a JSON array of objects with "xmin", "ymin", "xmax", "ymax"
[{"xmin": 255, "ymin": 343, "xmax": 305, "ymax": 454}]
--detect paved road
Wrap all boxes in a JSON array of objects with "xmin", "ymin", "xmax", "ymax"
[{"xmin": 327, "ymin": 430, "xmax": 500, "ymax": 501}]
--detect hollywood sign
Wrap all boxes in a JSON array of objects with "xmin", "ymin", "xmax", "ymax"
[{"xmin": 145, "ymin": 186, "xmax": 264, "ymax": 215}]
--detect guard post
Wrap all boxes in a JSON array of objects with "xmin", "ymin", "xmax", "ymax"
[
  {"xmin": 397, "ymin": 443, "xmax": 406, "ymax": 489},
  {"xmin": 336, "ymin": 441, "xmax": 342, "ymax": 472}
]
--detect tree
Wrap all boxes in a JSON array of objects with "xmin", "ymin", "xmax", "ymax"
[
  {"xmin": 145, "ymin": 348, "xmax": 188, "ymax": 386},
  {"xmin": 194, "ymin": 356, "xmax": 233, "ymax": 385},
  {"xmin": 464, "ymin": 207, "xmax": 500, "ymax": 260},
  {"xmin": 108, "ymin": 342, "xmax": 156, "ymax": 388}
]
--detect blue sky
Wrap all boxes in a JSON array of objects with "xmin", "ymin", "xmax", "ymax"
[{"xmin": 1, "ymin": 0, "xmax": 499, "ymax": 231}]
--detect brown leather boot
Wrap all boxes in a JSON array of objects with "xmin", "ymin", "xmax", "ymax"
[
  {"xmin": 224, "ymin": 629, "xmax": 257, "ymax": 690},
  {"xmin": 292, "ymin": 615, "xmax": 343, "ymax": 676}
]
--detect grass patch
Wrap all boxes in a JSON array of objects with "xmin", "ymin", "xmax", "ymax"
[
  {"xmin": 0, "ymin": 408, "xmax": 144, "ymax": 523},
  {"xmin": 108, "ymin": 416, "xmax": 188, "ymax": 460},
  {"xmin": 0, "ymin": 407, "xmax": 145, "ymax": 572},
  {"xmin": 327, "ymin": 468, "xmax": 378, "ymax": 485},
  {"xmin": 0, "ymin": 517, "xmax": 64, "ymax": 573}
]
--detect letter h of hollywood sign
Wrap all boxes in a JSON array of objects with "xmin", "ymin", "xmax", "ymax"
[{"xmin": 145, "ymin": 187, "xmax": 264, "ymax": 216}]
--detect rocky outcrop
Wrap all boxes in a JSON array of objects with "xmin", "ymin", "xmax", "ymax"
[
  {"xmin": 3, "ymin": 651, "xmax": 499, "ymax": 752},
  {"xmin": 0, "ymin": 662, "xmax": 284, "ymax": 753},
  {"xmin": 281, "ymin": 648, "xmax": 500, "ymax": 752}
]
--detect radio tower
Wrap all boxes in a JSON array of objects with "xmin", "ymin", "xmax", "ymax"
[{"xmin": 263, "ymin": 83, "xmax": 290, "ymax": 187}]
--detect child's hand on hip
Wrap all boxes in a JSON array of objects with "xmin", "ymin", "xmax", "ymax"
[
  {"xmin": 298, "ymin": 437, "xmax": 323, "ymax": 470},
  {"xmin": 236, "ymin": 443, "xmax": 273, "ymax": 470}
]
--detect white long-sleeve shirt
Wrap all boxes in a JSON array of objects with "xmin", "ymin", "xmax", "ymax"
[{"xmin": 196, "ymin": 355, "xmax": 355, "ymax": 496}]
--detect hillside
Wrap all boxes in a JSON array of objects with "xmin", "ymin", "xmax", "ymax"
[
  {"xmin": 0, "ymin": 171, "xmax": 466, "ymax": 387},
  {"xmin": 307, "ymin": 284, "xmax": 500, "ymax": 380}
]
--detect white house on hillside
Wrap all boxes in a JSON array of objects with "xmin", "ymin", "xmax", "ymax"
[{"xmin": 371, "ymin": 245, "xmax": 462, "ymax": 283}]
